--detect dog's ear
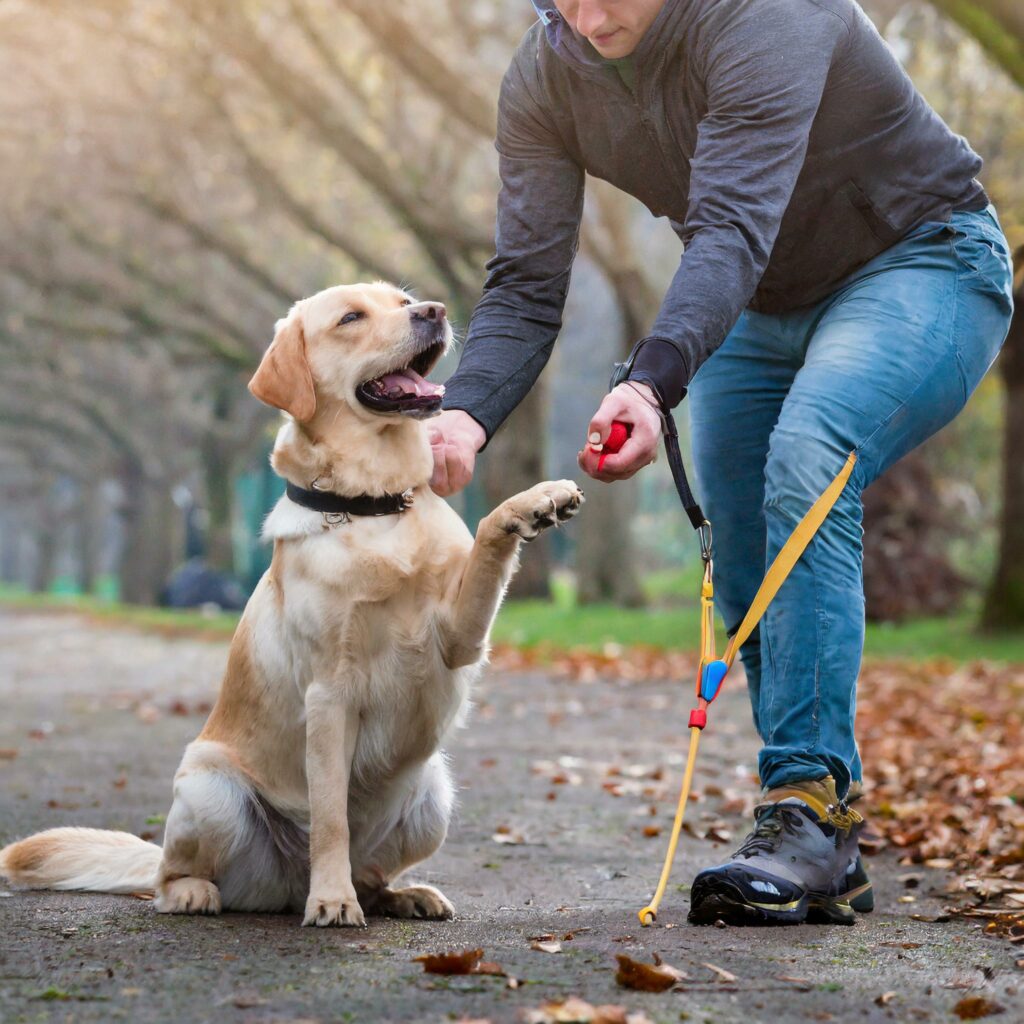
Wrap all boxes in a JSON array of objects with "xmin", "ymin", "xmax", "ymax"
[{"xmin": 248, "ymin": 312, "xmax": 317, "ymax": 422}]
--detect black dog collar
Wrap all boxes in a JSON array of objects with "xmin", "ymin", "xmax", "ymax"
[{"xmin": 286, "ymin": 481, "xmax": 414, "ymax": 519}]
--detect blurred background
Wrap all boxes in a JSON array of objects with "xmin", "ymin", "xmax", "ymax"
[{"xmin": 1, "ymin": 0, "xmax": 1022, "ymax": 656}]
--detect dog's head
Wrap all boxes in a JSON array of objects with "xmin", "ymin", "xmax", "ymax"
[{"xmin": 248, "ymin": 282, "xmax": 452, "ymax": 424}]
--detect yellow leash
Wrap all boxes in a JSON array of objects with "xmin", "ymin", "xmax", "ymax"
[{"xmin": 638, "ymin": 451, "xmax": 857, "ymax": 926}]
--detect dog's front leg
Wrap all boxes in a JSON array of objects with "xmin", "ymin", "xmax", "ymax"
[
  {"xmin": 442, "ymin": 480, "xmax": 583, "ymax": 669},
  {"xmin": 302, "ymin": 681, "xmax": 364, "ymax": 927}
]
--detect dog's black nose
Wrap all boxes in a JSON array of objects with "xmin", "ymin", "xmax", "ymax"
[{"xmin": 410, "ymin": 302, "xmax": 447, "ymax": 323}]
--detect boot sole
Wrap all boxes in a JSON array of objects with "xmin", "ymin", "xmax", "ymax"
[
  {"xmin": 849, "ymin": 882, "xmax": 874, "ymax": 914},
  {"xmin": 688, "ymin": 875, "xmax": 857, "ymax": 926}
]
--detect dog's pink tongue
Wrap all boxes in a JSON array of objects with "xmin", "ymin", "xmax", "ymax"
[{"xmin": 379, "ymin": 368, "xmax": 444, "ymax": 398}]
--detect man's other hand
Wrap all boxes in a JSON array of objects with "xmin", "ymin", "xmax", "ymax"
[
  {"xmin": 428, "ymin": 410, "xmax": 487, "ymax": 496},
  {"xmin": 578, "ymin": 382, "xmax": 662, "ymax": 482}
]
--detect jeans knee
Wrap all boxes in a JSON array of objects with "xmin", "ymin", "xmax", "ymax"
[{"xmin": 763, "ymin": 431, "xmax": 858, "ymax": 527}]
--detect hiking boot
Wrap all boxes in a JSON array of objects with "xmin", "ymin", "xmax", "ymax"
[
  {"xmin": 844, "ymin": 780, "xmax": 873, "ymax": 913},
  {"xmin": 688, "ymin": 776, "xmax": 867, "ymax": 926}
]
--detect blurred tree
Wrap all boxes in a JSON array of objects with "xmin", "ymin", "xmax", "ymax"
[
  {"xmin": 981, "ymin": 247, "xmax": 1024, "ymax": 629},
  {"xmin": 928, "ymin": 1, "xmax": 1024, "ymax": 86}
]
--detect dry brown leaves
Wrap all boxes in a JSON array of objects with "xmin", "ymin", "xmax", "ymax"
[
  {"xmin": 613, "ymin": 954, "xmax": 685, "ymax": 992},
  {"xmin": 503, "ymin": 647, "xmax": 1024, "ymax": 899},
  {"xmin": 952, "ymin": 995, "xmax": 1006, "ymax": 1019},
  {"xmin": 414, "ymin": 949, "xmax": 487, "ymax": 975},
  {"xmin": 491, "ymin": 644, "xmax": 696, "ymax": 684},
  {"xmin": 855, "ymin": 660, "xmax": 1024, "ymax": 911},
  {"xmin": 522, "ymin": 997, "xmax": 653, "ymax": 1024}
]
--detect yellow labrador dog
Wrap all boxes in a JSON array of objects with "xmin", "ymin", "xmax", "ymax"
[{"xmin": 1, "ymin": 282, "xmax": 583, "ymax": 926}]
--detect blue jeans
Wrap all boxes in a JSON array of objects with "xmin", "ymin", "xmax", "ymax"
[{"xmin": 688, "ymin": 206, "xmax": 1014, "ymax": 797}]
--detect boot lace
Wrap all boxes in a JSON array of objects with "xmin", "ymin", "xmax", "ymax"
[{"xmin": 734, "ymin": 804, "xmax": 807, "ymax": 859}]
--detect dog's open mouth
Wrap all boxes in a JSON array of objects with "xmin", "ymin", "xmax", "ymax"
[{"xmin": 356, "ymin": 341, "xmax": 447, "ymax": 418}]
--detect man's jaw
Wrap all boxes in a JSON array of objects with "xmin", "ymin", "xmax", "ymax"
[{"xmin": 588, "ymin": 26, "xmax": 635, "ymax": 57}]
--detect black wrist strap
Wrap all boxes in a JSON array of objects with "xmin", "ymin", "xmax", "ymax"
[{"xmin": 611, "ymin": 342, "xmax": 707, "ymax": 536}]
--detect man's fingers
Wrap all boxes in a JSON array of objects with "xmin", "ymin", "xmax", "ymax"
[
  {"xmin": 587, "ymin": 395, "xmax": 620, "ymax": 448},
  {"xmin": 430, "ymin": 454, "xmax": 450, "ymax": 496}
]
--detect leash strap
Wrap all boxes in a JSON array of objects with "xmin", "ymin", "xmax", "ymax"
[
  {"xmin": 722, "ymin": 451, "xmax": 857, "ymax": 668},
  {"xmin": 662, "ymin": 410, "xmax": 706, "ymax": 532},
  {"xmin": 638, "ymin": 449, "xmax": 858, "ymax": 926}
]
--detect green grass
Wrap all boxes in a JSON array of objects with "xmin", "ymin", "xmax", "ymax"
[
  {"xmin": 5, "ymin": 580, "xmax": 1024, "ymax": 663},
  {"xmin": 0, "ymin": 585, "xmax": 239, "ymax": 638}
]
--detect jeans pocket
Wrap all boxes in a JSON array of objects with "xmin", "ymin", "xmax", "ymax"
[{"xmin": 947, "ymin": 213, "xmax": 1014, "ymax": 309}]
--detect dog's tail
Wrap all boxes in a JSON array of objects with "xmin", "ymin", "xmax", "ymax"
[{"xmin": 0, "ymin": 828, "xmax": 162, "ymax": 894}]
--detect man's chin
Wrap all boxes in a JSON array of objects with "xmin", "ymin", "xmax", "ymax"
[{"xmin": 591, "ymin": 35, "xmax": 637, "ymax": 59}]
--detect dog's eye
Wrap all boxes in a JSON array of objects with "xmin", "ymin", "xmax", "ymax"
[
  {"xmin": 400, "ymin": 299, "xmax": 412, "ymax": 307},
  {"xmin": 339, "ymin": 311, "xmax": 364, "ymax": 326}
]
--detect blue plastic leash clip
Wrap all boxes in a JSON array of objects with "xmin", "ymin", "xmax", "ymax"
[{"xmin": 699, "ymin": 659, "xmax": 729, "ymax": 703}]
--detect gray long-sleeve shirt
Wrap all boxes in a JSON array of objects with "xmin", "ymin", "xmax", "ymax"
[{"xmin": 443, "ymin": 0, "xmax": 985, "ymax": 439}]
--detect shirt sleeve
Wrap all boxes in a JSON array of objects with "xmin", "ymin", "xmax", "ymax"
[
  {"xmin": 441, "ymin": 58, "xmax": 586, "ymax": 444},
  {"xmin": 636, "ymin": 2, "xmax": 851, "ymax": 404}
]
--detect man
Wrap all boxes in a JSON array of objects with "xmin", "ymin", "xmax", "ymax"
[{"xmin": 430, "ymin": 0, "xmax": 1014, "ymax": 924}]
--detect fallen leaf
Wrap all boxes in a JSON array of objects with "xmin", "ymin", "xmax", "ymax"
[
  {"xmin": 532, "ymin": 940, "xmax": 562, "ymax": 954},
  {"xmin": 0, "ymin": 749, "xmax": 18, "ymax": 760},
  {"xmin": 231, "ymin": 994, "xmax": 266, "ymax": 1009},
  {"xmin": 875, "ymin": 992, "xmax": 897, "ymax": 1006},
  {"xmin": 642, "ymin": 826, "xmax": 661, "ymax": 838},
  {"xmin": 523, "ymin": 997, "xmax": 639, "ymax": 1024},
  {"xmin": 475, "ymin": 961, "xmax": 506, "ymax": 976},
  {"xmin": 614, "ymin": 954, "xmax": 683, "ymax": 992},
  {"xmin": 492, "ymin": 831, "xmax": 525, "ymax": 845},
  {"xmin": 413, "ymin": 949, "xmax": 483, "ymax": 975},
  {"xmin": 952, "ymin": 996, "xmax": 1005, "ymax": 1020},
  {"xmin": 702, "ymin": 962, "xmax": 738, "ymax": 983},
  {"xmin": 135, "ymin": 703, "xmax": 161, "ymax": 724}
]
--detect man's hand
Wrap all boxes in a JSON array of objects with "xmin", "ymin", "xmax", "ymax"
[
  {"xmin": 578, "ymin": 382, "xmax": 662, "ymax": 482},
  {"xmin": 428, "ymin": 410, "xmax": 487, "ymax": 496}
]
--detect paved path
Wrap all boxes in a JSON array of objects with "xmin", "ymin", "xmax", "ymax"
[{"xmin": 0, "ymin": 610, "xmax": 1019, "ymax": 1023}]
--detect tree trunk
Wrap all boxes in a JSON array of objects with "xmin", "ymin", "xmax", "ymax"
[
  {"xmin": 575, "ymin": 479, "xmax": 645, "ymax": 606},
  {"xmin": 117, "ymin": 456, "xmax": 176, "ymax": 605},
  {"xmin": 928, "ymin": 0, "xmax": 1024, "ymax": 87},
  {"xmin": 75, "ymin": 477, "xmax": 102, "ymax": 595},
  {"xmin": 981, "ymin": 252, "xmax": 1024, "ymax": 629},
  {"xmin": 30, "ymin": 496, "xmax": 58, "ymax": 594},
  {"xmin": 199, "ymin": 381, "xmax": 237, "ymax": 574},
  {"xmin": 0, "ymin": 510, "xmax": 21, "ymax": 584},
  {"xmin": 479, "ymin": 383, "xmax": 552, "ymax": 599},
  {"xmin": 574, "ymin": 186, "xmax": 650, "ymax": 606}
]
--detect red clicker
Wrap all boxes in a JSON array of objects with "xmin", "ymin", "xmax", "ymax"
[{"xmin": 597, "ymin": 420, "xmax": 631, "ymax": 470}]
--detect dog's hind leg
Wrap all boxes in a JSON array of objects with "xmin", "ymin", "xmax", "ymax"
[
  {"xmin": 354, "ymin": 754, "xmax": 456, "ymax": 920},
  {"xmin": 441, "ymin": 480, "xmax": 584, "ymax": 669},
  {"xmin": 155, "ymin": 741, "xmax": 263, "ymax": 916}
]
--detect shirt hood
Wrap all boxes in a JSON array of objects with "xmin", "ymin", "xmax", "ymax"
[{"xmin": 530, "ymin": 1, "xmax": 599, "ymax": 68}]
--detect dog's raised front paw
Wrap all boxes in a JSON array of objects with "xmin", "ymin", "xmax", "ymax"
[
  {"xmin": 303, "ymin": 892, "xmax": 366, "ymax": 928},
  {"xmin": 499, "ymin": 480, "xmax": 584, "ymax": 541},
  {"xmin": 155, "ymin": 877, "xmax": 222, "ymax": 916},
  {"xmin": 377, "ymin": 884, "xmax": 455, "ymax": 920}
]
